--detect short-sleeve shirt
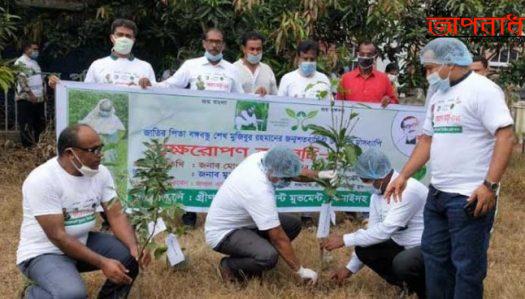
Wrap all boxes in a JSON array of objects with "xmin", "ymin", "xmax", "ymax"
[
  {"xmin": 16, "ymin": 158, "xmax": 116, "ymax": 264},
  {"xmin": 336, "ymin": 68, "xmax": 399, "ymax": 104},
  {"xmin": 204, "ymin": 151, "xmax": 280, "ymax": 249},
  {"xmin": 157, "ymin": 56, "xmax": 244, "ymax": 93},
  {"xmin": 422, "ymin": 72, "xmax": 514, "ymax": 196},
  {"xmin": 84, "ymin": 54, "xmax": 157, "ymax": 86},
  {"xmin": 278, "ymin": 70, "xmax": 331, "ymax": 100}
]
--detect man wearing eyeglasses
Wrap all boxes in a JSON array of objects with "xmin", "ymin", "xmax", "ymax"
[
  {"xmin": 151, "ymin": 27, "xmax": 243, "ymax": 93},
  {"xmin": 16, "ymin": 124, "xmax": 150, "ymax": 298},
  {"xmin": 152, "ymin": 27, "xmax": 243, "ymax": 228}
]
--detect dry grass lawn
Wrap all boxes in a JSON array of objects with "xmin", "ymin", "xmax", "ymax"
[{"xmin": 1, "ymin": 136, "xmax": 524, "ymax": 298}]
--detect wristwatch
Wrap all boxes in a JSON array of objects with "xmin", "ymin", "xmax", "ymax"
[{"xmin": 483, "ymin": 179, "xmax": 499, "ymax": 194}]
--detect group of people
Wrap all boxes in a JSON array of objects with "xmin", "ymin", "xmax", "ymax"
[{"xmin": 15, "ymin": 18, "xmax": 516, "ymax": 299}]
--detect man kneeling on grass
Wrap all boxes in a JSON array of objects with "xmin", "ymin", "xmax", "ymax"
[
  {"xmin": 322, "ymin": 148, "xmax": 427, "ymax": 298},
  {"xmin": 205, "ymin": 146, "xmax": 337, "ymax": 283},
  {"xmin": 16, "ymin": 124, "xmax": 149, "ymax": 299}
]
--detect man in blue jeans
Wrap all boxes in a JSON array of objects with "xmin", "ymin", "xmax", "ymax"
[
  {"xmin": 16, "ymin": 124, "xmax": 150, "ymax": 298},
  {"xmin": 386, "ymin": 38, "xmax": 515, "ymax": 298}
]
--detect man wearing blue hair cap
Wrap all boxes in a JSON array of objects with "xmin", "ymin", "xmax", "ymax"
[
  {"xmin": 386, "ymin": 38, "xmax": 516, "ymax": 298},
  {"xmin": 205, "ymin": 146, "xmax": 336, "ymax": 284},
  {"xmin": 322, "ymin": 148, "xmax": 428, "ymax": 298}
]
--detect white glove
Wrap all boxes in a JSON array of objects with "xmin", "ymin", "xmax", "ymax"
[
  {"xmin": 318, "ymin": 170, "xmax": 338, "ymax": 185},
  {"xmin": 296, "ymin": 266, "xmax": 318, "ymax": 284}
]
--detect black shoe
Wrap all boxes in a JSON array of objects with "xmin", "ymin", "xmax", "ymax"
[{"xmin": 182, "ymin": 212, "xmax": 197, "ymax": 228}]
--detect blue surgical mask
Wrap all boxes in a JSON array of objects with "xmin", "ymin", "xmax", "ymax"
[
  {"xmin": 205, "ymin": 51, "xmax": 223, "ymax": 62},
  {"xmin": 30, "ymin": 51, "xmax": 39, "ymax": 60},
  {"xmin": 246, "ymin": 53, "xmax": 262, "ymax": 64},
  {"xmin": 272, "ymin": 178, "xmax": 291, "ymax": 189},
  {"xmin": 426, "ymin": 66, "xmax": 451, "ymax": 92},
  {"xmin": 299, "ymin": 61, "xmax": 316, "ymax": 77}
]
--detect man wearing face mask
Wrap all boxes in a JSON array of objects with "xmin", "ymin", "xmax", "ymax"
[
  {"xmin": 49, "ymin": 19, "xmax": 156, "ymax": 88},
  {"xmin": 233, "ymin": 31, "xmax": 278, "ymax": 96},
  {"xmin": 336, "ymin": 41, "xmax": 398, "ymax": 107},
  {"xmin": 278, "ymin": 39, "xmax": 331, "ymax": 101},
  {"xmin": 153, "ymin": 27, "xmax": 243, "ymax": 93},
  {"xmin": 16, "ymin": 124, "xmax": 150, "ymax": 298},
  {"xmin": 15, "ymin": 41, "xmax": 46, "ymax": 147},
  {"xmin": 322, "ymin": 148, "xmax": 427, "ymax": 298},
  {"xmin": 205, "ymin": 146, "xmax": 336, "ymax": 283},
  {"xmin": 386, "ymin": 38, "xmax": 515, "ymax": 299}
]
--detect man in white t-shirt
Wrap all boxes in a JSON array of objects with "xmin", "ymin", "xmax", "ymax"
[
  {"xmin": 151, "ymin": 27, "xmax": 243, "ymax": 93},
  {"xmin": 386, "ymin": 38, "xmax": 515, "ymax": 299},
  {"xmin": 322, "ymin": 149, "xmax": 427, "ymax": 298},
  {"xmin": 233, "ymin": 31, "xmax": 277, "ymax": 95},
  {"xmin": 278, "ymin": 39, "xmax": 331, "ymax": 101},
  {"xmin": 49, "ymin": 19, "xmax": 156, "ymax": 88},
  {"xmin": 15, "ymin": 41, "xmax": 46, "ymax": 147},
  {"xmin": 16, "ymin": 124, "xmax": 150, "ymax": 298},
  {"xmin": 205, "ymin": 146, "xmax": 336, "ymax": 283}
]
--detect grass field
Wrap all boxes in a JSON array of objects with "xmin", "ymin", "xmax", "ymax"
[{"xmin": 1, "ymin": 134, "xmax": 524, "ymax": 298}]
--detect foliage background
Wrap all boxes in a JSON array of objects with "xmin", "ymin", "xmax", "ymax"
[
  {"xmin": 0, "ymin": 0, "xmax": 524, "ymax": 92},
  {"xmin": 234, "ymin": 100, "xmax": 268, "ymax": 131}
]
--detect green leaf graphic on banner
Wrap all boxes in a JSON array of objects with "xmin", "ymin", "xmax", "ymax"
[{"xmin": 285, "ymin": 108, "xmax": 296, "ymax": 118}]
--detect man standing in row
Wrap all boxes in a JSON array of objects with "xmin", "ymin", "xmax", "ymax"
[
  {"xmin": 337, "ymin": 41, "xmax": 398, "ymax": 107},
  {"xmin": 233, "ymin": 31, "xmax": 278, "ymax": 96}
]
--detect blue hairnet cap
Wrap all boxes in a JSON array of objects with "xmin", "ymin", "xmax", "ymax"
[
  {"xmin": 355, "ymin": 148, "xmax": 392, "ymax": 180},
  {"xmin": 262, "ymin": 146, "xmax": 301, "ymax": 178},
  {"xmin": 420, "ymin": 38, "xmax": 473, "ymax": 66}
]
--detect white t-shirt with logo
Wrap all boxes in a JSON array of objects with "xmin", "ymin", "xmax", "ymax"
[
  {"xmin": 278, "ymin": 70, "xmax": 331, "ymax": 100},
  {"xmin": 15, "ymin": 54, "xmax": 44, "ymax": 98},
  {"xmin": 84, "ymin": 55, "xmax": 156, "ymax": 86},
  {"xmin": 157, "ymin": 56, "xmax": 243, "ymax": 93},
  {"xmin": 233, "ymin": 59, "xmax": 278, "ymax": 95},
  {"xmin": 422, "ymin": 72, "xmax": 513, "ymax": 196},
  {"xmin": 205, "ymin": 151, "xmax": 280, "ymax": 249},
  {"xmin": 16, "ymin": 158, "xmax": 116, "ymax": 264}
]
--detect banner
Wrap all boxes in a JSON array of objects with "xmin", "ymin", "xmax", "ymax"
[{"xmin": 56, "ymin": 81, "xmax": 428, "ymax": 212}]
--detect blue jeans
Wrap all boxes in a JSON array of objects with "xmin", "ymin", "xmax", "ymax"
[
  {"xmin": 18, "ymin": 232, "xmax": 139, "ymax": 299},
  {"xmin": 421, "ymin": 185, "xmax": 495, "ymax": 299}
]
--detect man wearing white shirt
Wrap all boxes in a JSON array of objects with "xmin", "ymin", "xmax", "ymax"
[
  {"xmin": 206, "ymin": 146, "xmax": 337, "ymax": 283},
  {"xmin": 153, "ymin": 28, "xmax": 243, "ymax": 93},
  {"xmin": 278, "ymin": 40, "xmax": 331, "ymax": 101},
  {"xmin": 49, "ymin": 19, "xmax": 156, "ymax": 88},
  {"xmin": 15, "ymin": 41, "xmax": 46, "ymax": 147},
  {"xmin": 323, "ymin": 148, "xmax": 427, "ymax": 298},
  {"xmin": 386, "ymin": 38, "xmax": 515, "ymax": 299},
  {"xmin": 233, "ymin": 31, "xmax": 277, "ymax": 95}
]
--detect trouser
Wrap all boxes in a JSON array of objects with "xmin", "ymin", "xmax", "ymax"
[
  {"xmin": 214, "ymin": 214, "xmax": 301, "ymax": 279},
  {"xmin": 18, "ymin": 232, "xmax": 139, "ymax": 299},
  {"xmin": 421, "ymin": 185, "xmax": 495, "ymax": 299},
  {"xmin": 355, "ymin": 240, "xmax": 426, "ymax": 298},
  {"xmin": 17, "ymin": 100, "xmax": 45, "ymax": 147}
]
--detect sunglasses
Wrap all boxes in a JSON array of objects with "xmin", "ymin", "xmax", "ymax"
[{"xmin": 74, "ymin": 144, "xmax": 104, "ymax": 155}]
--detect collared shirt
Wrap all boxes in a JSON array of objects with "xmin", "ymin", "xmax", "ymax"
[
  {"xmin": 15, "ymin": 54, "xmax": 44, "ymax": 101},
  {"xmin": 84, "ymin": 53, "xmax": 156, "ymax": 86},
  {"xmin": 157, "ymin": 56, "xmax": 244, "ymax": 93},
  {"xmin": 278, "ymin": 70, "xmax": 331, "ymax": 100},
  {"xmin": 336, "ymin": 68, "xmax": 399, "ymax": 104},
  {"xmin": 233, "ymin": 59, "xmax": 278, "ymax": 95},
  {"xmin": 344, "ymin": 172, "xmax": 427, "ymax": 274}
]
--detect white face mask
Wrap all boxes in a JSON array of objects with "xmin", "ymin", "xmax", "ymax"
[
  {"xmin": 112, "ymin": 36, "xmax": 134, "ymax": 55},
  {"xmin": 69, "ymin": 149, "xmax": 99, "ymax": 177}
]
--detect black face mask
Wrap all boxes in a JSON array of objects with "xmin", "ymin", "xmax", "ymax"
[{"xmin": 357, "ymin": 56, "xmax": 375, "ymax": 69}]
